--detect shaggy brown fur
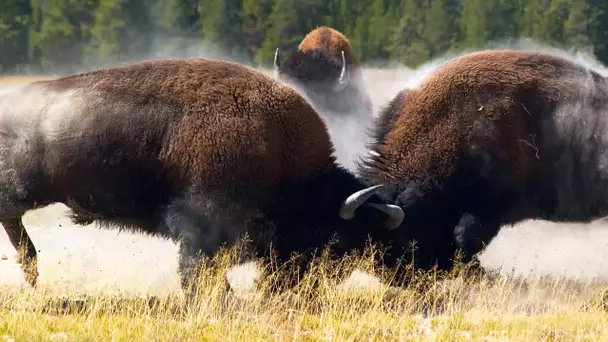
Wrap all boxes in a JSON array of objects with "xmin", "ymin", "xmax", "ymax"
[
  {"xmin": 298, "ymin": 26, "xmax": 360, "ymax": 72},
  {"xmin": 360, "ymin": 49, "xmax": 608, "ymax": 277},
  {"xmin": 0, "ymin": 58, "xmax": 401, "ymax": 292}
]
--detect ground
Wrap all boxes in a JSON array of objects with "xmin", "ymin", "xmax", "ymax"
[{"xmin": 0, "ymin": 70, "xmax": 607, "ymax": 340}]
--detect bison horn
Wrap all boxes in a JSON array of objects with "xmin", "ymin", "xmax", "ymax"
[
  {"xmin": 366, "ymin": 203, "xmax": 405, "ymax": 230},
  {"xmin": 339, "ymin": 184, "xmax": 404, "ymax": 230},
  {"xmin": 334, "ymin": 50, "xmax": 350, "ymax": 91},
  {"xmin": 274, "ymin": 48, "xmax": 281, "ymax": 77}
]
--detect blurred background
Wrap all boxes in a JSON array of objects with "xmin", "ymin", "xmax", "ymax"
[{"xmin": 0, "ymin": 0, "xmax": 607, "ymax": 74}]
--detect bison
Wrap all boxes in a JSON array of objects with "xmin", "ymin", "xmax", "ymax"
[
  {"xmin": 273, "ymin": 26, "xmax": 375, "ymax": 172},
  {"xmin": 273, "ymin": 26, "xmax": 372, "ymax": 119},
  {"xmin": 0, "ymin": 58, "xmax": 404, "ymax": 292},
  {"xmin": 358, "ymin": 49, "xmax": 608, "ymax": 278}
]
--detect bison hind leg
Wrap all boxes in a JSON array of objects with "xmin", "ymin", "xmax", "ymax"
[{"xmin": 3, "ymin": 218, "xmax": 38, "ymax": 287}]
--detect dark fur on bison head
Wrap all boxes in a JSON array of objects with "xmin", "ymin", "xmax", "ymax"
[
  {"xmin": 0, "ymin": 58, "xmax": 403, "ymax": 294},
  {"xmin": 357, "ymin": 49, "xmax": 608, "ymax": 281},
  {"xmin": 273, "ymin": 26, "xmax": 372, "ymax": 118},
  {"xmin": 276, "ymin": 48, "xmax": 349, "ymax": 95}
]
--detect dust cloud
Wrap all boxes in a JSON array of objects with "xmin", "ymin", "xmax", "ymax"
[{"xmin": 1, "ymin": 38, "xmax": 608, "ymax": 297}]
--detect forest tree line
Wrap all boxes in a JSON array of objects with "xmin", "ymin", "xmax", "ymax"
[{"xmin": 1, "ymin": 0, "xmax": 607, "ymax": 74}]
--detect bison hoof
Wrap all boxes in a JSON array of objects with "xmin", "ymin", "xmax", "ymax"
[
  {"xmin": 19, "ymin": 260, "xmax": 39, "ymax": 287},
  {"xmin": 24, "ymin": 270, "xmax": 38, "ymax": 287}
]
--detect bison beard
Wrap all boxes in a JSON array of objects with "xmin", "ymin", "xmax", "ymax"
[
  {"xmin": 0, "ymin": 58, "xmax": 404, "ymax": 294},
  {"xmin": 359, "ymin": 49, "xmax": 608, "ymax": 280}
]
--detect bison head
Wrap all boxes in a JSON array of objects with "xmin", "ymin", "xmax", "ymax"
[
  {"xmin": 346, "ymin": 180, "xmax": 466, "ymax": 277},
  {"xmin": 274, "ymin": 48, "xmax": 350, "ymax": 94},
  {"xmin": 339, "ymin": 184, "xmax": 404, "ymax": 230}
]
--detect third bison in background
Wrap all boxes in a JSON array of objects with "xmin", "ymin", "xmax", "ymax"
[
  {"xmin": 273, "ymin": 26, "xmax": 373, "ymax": 119},
  {"xmin": 359, "ymin": 49, "xmax": 608, "ymax": 278},
  {"xmin": 274, "ymin": 26, "xmax": 377, "ymax": 173}
]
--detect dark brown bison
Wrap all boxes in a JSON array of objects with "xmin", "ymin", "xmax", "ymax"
[
  {"xmin": 273, "ymin": 27, "xmax": 376, "ymax": 173},
  {"xmin": 358, "ymin": 49, "xmax": 608, "ymax": 278},
  {"xmin": 273, "ymin": 26, "xmax": 373, "ymax": 119},
  {"xmin": 0, "ymin": 58, "xmax": 404, "ymax": 291}
]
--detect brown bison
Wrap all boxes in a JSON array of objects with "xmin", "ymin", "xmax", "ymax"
[
  {"xmin": 273, "ymin": 27, "xmax": 376, "ymax": 173},
  {"xmin": 0, "ymin": 58, "xmax": 404, "ymax": 291},
  {"xmin": 273, "ymin": 26, "xmax": 373, "ymax": 119},
  {"xmin": 358, "ymin": 49, "xmax": 608, "ymax": 277}
]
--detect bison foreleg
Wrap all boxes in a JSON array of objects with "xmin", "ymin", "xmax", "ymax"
[
  {"xmin": 3, "ymin": 219, "xmax": 38, "ymax": 287},
  {"xmin": 164, "ymin": 198, "xmax": 238, "ymax": 299},
  {"xmin": 167, "ymin": 214, "xmax": 216, "ymax": 295},
  {"xmin": 452, "ymin": 212, "xmax": 501, "ymax": 274}
]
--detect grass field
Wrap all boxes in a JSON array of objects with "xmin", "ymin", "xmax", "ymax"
[
  {"xmin": 1, "ymin": 69, "xmax": 608, "ymax": 340},
  {"xmin": 1, "ymin": 248, "xmax": 608, "ymax": 341}
]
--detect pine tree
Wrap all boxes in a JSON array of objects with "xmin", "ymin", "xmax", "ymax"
[
  {"xmin": 257, "ymin": 0, "xmax": 300, "ymax": 66},
  {"xmin": 519, "ymin": 0, "xmax": 566, "ymax": 45},
  {"xmin": 389, "ymin": 0, "xmax": 430, "ymax": 67},
  {"xmin": 156, "ymin": 0, "xmax": 202, "ymax": 58},
  {"xmin": 85, "ymin": 0, "xmax": 156, "ymax": 67},
  {"xmin": 257, "ymin": 0, "xmax": 333, "ymax": 67},
  {"xmin": 564, "ymin": 0, "xmax": 593, "ymax": 51},
  {"xmin": 199, "ymin": 0, "xmax": 246, "ymax": 61},
  {"xmin": 588, "ymin": 1, "xmax": 608, "ymax": 64},
  {"xmin": 243, "ymin": 0, "xmax": 274, "ymax": 63},
  {"xmin": 0, "ymin": 0, "xmax": 32, "ymax": 72},
  {"xmin": 422, "ymin": 0, "xmax": 460, "ymax": 57},
  {"xmin": 535, "ymin": 0, "xmax": 568, "ymax": 44},
  {"xmin": 341, "ymin": 0, "xmax": 373, "ymax": 59},
  {"xmin": 119, "ymin": 0, "xmax": 156, "ymax": 59},
  {"xmin": 366, "ymin": 0, "xmax": 391, "ymax": 63},
  {"xmin": 350, "ymin": 11, "xmax": 371, "ymax": 61},
  {"xmin": 85, "ymin": 0, "xmax": 125, "ymax": 66},
  {"xmin": 32, "ymin": 0, "xmax": 97, "ymax": 72}
]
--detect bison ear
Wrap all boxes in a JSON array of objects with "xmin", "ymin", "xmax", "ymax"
[
  {"xmin": 339, "ymin": 184, "xmax": 404, "ymax": 230},
  {"xmin": 333, "ymin": 50, "xmax": 350, "ymax": 92},
  {"xmin": 274, "ymin": 48, "xmax": 281, "ymax": 78}
]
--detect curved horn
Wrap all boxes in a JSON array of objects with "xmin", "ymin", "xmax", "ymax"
[
  {"xmin": 339, "ymin": 184, "xmax": 385, "ymax": 220},
  {"xmin": 340, "ymin": 184, "xmax": 405, "ymax": 230},
  {"xmin": 274, "ymin": 48, "xmax": 281, "ymax": 77},
  {"xmin": 334, "ymin": 50, "xmax": 350, "ymax": 91},
  {"xmin": 366, "ymin": 203, "xmax": 404, "ymax": 230}
]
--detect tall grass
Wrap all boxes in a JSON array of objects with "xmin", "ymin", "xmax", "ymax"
[{"xmin": 1, "ymin": 243, "xmax": 607, "ymax": 341}]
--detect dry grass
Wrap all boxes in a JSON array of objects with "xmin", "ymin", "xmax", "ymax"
[
  {"xmin": 1, "ymin": 205, "xmax": 607, "ymax": 340},
  {"xmin": 1, "ymin": 246, "xmax": 608, "ymax": 341}
]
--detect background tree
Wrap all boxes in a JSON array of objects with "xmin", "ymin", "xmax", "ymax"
[
  {"xmin": 1, "ymin": 0, "xmax": 608, "ymax": 73},
  {"xmin": 32, "ymin": 0, "xmax": 97, "ymax": 72},
  {"xmin": 199, "ymin": 0, "xmax": 247, "ymax": 61},
  {"xmin": 85, "ymin": 0, "xmax": 155, "ymax": 68},
  {"xmin": 0, "ymin": 0, "xmax": 32, "ymax": 73},
  {"xmin": 154, "ymin": 0, "xmax": 201, "ymax": 58}
]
